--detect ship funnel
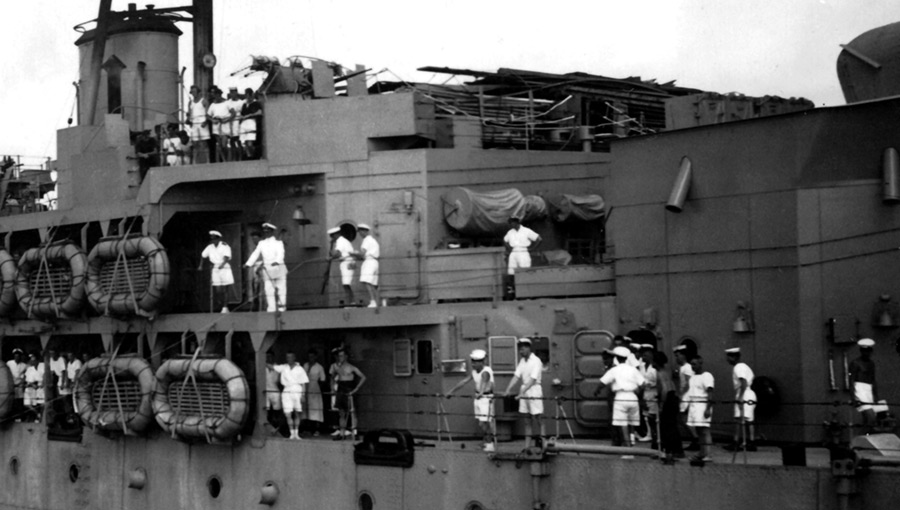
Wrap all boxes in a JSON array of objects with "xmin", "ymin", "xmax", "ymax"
[
  {"xmin": 665, "ymin": 157, "xmax": 692, "ymax": 213},
  {"xmin": 883, "ymin": 148, "xmax": 900, "ymax": 204}
]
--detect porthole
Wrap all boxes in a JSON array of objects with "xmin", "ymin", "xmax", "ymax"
[
  {"xmin": 9, "ymin": 457, "xmax": 19, "ymax": 475},
  {"xmin": 358, "ymin": 491, "xmax": 374, "ymax": 510},
  {"xmin": 69, "ymin": 463, "xmax": 79, "ymax": 483},
  {"xmin": 465, "ymin": 502, "xmax": 486, "ymax": 510},
  {"xmin": 207, "ymin": 475, "xmax": 222, "ymax": 498}
]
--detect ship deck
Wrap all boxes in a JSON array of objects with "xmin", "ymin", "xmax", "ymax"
[{"xmin": 269, "ymin": 432, "xmax": 833, "ymax": 469}]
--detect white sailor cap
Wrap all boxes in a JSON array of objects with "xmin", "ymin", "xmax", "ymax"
[
  {"xmin": 725, "ymin": 347, "xmax": 741, "ymax": 354},
  {"xmin": 470, "ymin": 349, "xmax": 486, "ymax": 361},
  {"xmin": 327, "ymin": 227, "xmax": 341, "ymax": 235},
  {"xmin": 673, "ymin": 345, "xmax": 688, "ymax": 352},
  {"xmin": 262, "ymin": 222, "xmax": 277, "ymax": 230},
  {"xmin": 639, "ymin": 344, "xmax": 655, "ymax": 351},
  {"xmin": 612, "ymin": 346, "xmax": 631, "ymax": 358},
  {"xmin": 357, "ymin": 223, "xmax": 371, "ymax": 231},
  {"xmin": 517, "ymin": 337, "xmax": 532, "ymax": 345},
  {"xmin": 208, "ymin": 230, "xmax": 222, "ymax": 237},
  {"xmin": 12, "ymin": 348, "xmax": 23, "ymax": 355},
  {"xmin": 858, "ymin": 338, "xmax": 875, "ymax": 348}
]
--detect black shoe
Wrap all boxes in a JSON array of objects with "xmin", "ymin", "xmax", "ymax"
[{"xmin": 686, "ymin": 441, "xmax": 700, "ymax": 451}]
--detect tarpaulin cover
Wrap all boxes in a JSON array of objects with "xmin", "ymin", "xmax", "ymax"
[
  {"xmin": 443, "ymin": 187, "xmax": 547, "ymax": 236},
  {"xmin": 547, "ymin": 193, "xmax": 605, "ymax": 222}
]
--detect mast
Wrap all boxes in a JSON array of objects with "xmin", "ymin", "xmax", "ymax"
[
  {"xmin": 192, "ymin": 0, "xmax": 214, "ymax": 93},
  {"xmin": 84, "ymin": 0, "xmax": 113, "ymax": 126}
]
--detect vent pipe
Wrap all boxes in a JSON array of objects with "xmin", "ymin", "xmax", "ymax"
[
  {"xmin": 883, "ymin": 148, "xmax": 900, "ymax": 204},
  {"xmin": 666, "ymin": 157, "xmax": 692, "ymax": 213}
]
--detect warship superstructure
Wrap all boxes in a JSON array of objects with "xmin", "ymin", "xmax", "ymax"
[{"xmin": 1, "ymin": 2, "xmax": 900, "ymax": 509}]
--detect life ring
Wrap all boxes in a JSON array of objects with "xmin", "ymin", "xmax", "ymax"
[
  {"xmin": 15, "ymin": 242, "xmax": 88, "ymax": 320},
  {"xmin": 0, "ymin": 249, "xmax": 16, "ymax": 317},
  {"xmin": 0, "ymin": 363, "xmax": 14, "ymax": 420},
  {"xmin": 73, "ymin": 355, "xmax": 155, "ymax": 435},
  {"xmin": 152, "ymin": 357, "xmax": 250, "ymax": 442},
  {"xmin": 85, "ymin": 236, "xmax": 170, "ymax": 316}
]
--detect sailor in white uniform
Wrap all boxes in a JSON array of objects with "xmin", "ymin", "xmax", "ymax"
[
  {"xmin": 330, "ymin": 226, "xmax": 356, "ymax": 306},
  {"xmin": 503, "ymin": 214, "xmax": 541, "ymax": 275},
  {"xmin": 356, "ymin": 223, "xmax": 381, "ymax": 308},
  {"xmin": 199, "ymin": 230, "xmax": 234, "ymax": 313},
  {"xmin": 244, "ymin": 223, "xmax": 286, "ymax": 312}
]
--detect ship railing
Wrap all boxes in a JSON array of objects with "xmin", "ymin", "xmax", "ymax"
[{"xmin": 13, "ymin": 388, "xmax": 900, "ymax": 459}]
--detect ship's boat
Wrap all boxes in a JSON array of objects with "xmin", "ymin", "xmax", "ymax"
[
  {"xmin": 85, "ymin": 236, "xmax": 170, "ymax": 316},
  {"xmin": 14, "ymin": 242, "xmax": 88, "ymax": 320},
  {"xmin": 152, "ymin": 357, "xmax": 250, "ymax": 442},
  {"xmin": 73, "ymin": 355, "xmax": 156, "ymax": 434},
  {"xmin": 0, "ymin": 249, "xmax": 17, "ymax": 316},
  {"xmin": 0, "ymin": 363, "xmax": 14, "ymax": 420}
]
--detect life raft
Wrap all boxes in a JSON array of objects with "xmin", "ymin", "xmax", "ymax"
[
  {"xmin": 0, "ymin": 249, "xmax": 16, "ymax": 317},
  {"xmin": 0, "ymin": 363, "xmax": 14, "ymax": 420},
  {"xmin": 85, "ymin": 236, "xmax": 170, "ymax": 316},
  {"xmin": 73, "ymin": 355, "xmax": 156, "ymax": 435},
  {"xmin": 15, "ymin": 242, "xmax": 88, "ymax": 320},
  {"xmin": 152, "ymin": 357, "xmax": 250, "ymax": 442}
]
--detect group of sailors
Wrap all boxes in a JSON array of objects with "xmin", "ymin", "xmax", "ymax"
[
  {"xmin": 264, "ymin": 345, "xmax": 366, "ymax": 440},
  {"xmin": 4, "ymin": 348, "xmax": 86, "ymax": 423},
  {"xmin": 133, "ymin": 84, "xmax": 263, "ymax": 179},
  {"xmin": 198, "ymin": 222, "xmax": 382, "ymax": 313}
]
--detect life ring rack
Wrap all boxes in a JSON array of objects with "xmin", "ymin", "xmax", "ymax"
[
  {"xmin": 152, "ymin": 357, "xmax": 250, "ymax": 443},
  {"xmin": 85, "ymin": 235, "xmax": 170, "ymax": 317},
  {"xmin": 14, "ymin": 241, "xmax": 88, "ymax": 320},
  {"xmin": 0, "ymin": 249, "xmax": 17, "ymax": 317},
  {"xmin": 73, "ymin": 355, "xmax": 156, "ymax": 435}
]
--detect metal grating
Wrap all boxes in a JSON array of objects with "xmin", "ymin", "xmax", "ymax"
[
  {"xmin": 100, "ymin": 258, "xmax": 149, "ymax": 295},
  {"xmin": 167, "ymin": 381, "xmax": 230, "ymax": 416},
  {"xmin": 29, "ymin": 265, "xmax": 73, "ymax": 302},
  {"xmin": 91, "ymin": 379, "xmax": 143, "ymax": 412}
]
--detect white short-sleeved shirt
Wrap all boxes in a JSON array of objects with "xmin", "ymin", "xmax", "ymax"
[
  {"xmin": 66, "ymin": 359, "xmax": 82, "ymax": 381},
  {"xmin": 275, "ymin": 363, "xmax": 309, "ymax": 391},
  {"xmin": 7, "ymin": 360, "xmax": 25, "ymax": 381},
  {"xmin": 599, "ymin": 363, "xmax": 645, "ymax": 393},
  {"xmin": 201, "ymin": 242, "xmax": 232, "ymax": 265},
  {"xmin": 334, "ymin": 236, "xmax": 354, "ymax": 261},
  {"xmin": 504, "ymin": 226, "xmax": 539, "ymax": 251},
  {"xmin": 50, "ymin": 357, "xmax": 66, "ymax": 379},
  {"xmin": 687, "ymin": 372, "xmax": 714, "ymax": 402},
  {"xmin": 25, "ymin": 364, "xmax": 44, "ymax": 386},
  {"xmin": 678, "ymin": 363, "xmax": 694, "ymax": 394},
  {"xmin": 245, "ymin": 237, "xmax": 284, "ymax": 267},
  {"xmin": 514, "ymin": 353, "xmax": 543, "ymax": 388},
  {"xmin": 733, "ymin": 362, "xmax": 754, "ymax": 392},
  {"xmin": 640, "ymin": 363, "xmax": 658, "ymax": 398},
  {"xmin": 360, "ymin": 235, "xmax": 380, "ymax": 259}
]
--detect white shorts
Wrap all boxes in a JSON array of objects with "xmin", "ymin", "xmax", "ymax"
[
  {"xmin": 191, "ymin": 122, "xmax": 210, "ymax": 142},
  {"xmin": 360, "ymin": 258, "xmax": 379, "ymax": 286},
  {"xmin": 239, "ymin": 119, "xmax": 257, "ymax": 142},
  {"xmin": 507, "ymin": 250, "xmax": 531, "ymax": 275},
  {"xmin": 687, "ymin": 400, "xmax": 711, "ymax": 427},
  {"xmin": 473, "ymin": 395, "xmax": 494, "ymax": 423},
  {"xmin": 612, "ymin": 392, "xmax": 639, "ymax": 426},
  {"xmin": 854, "ymin": 382, "xmax": 874, "ymax": 412},
  {"xmin": 25, "ymin": 387, "xmax": 44, "ymax": 406},
  {"xmin": 266, "ymin": 391, "xmax": 282, "ymax": 410},
  {"xmin": 211, "ymin": 265, "xmax": 234, "ymax": 286},
  {"xmin": 282, "ymin": 390, "xmax": 303, "ymax": 413},
  {"xmin": 518, "ymin": 389, "xmax": 543, "ymax": 415},
  {"xmin": 211, "ymin": 120, "xmax": 229, "ymax": 137},
  {"xmin": 734, "ymin": 388, "xmax": 756, "ymax": 422},
  {"xmin": 340, "ymin": 260, "xmax": 355, "ymax": 286}
]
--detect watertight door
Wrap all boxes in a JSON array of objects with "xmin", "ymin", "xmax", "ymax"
[{"xmin": 572, "ymin": 330, "xmax": 614, "ymax": 427}]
